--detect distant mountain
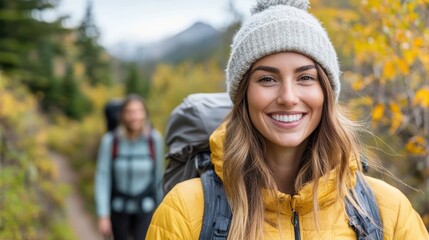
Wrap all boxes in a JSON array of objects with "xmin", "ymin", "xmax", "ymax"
[{"xmin": 109, "ymin": 22, "xmax": 222, "ymax": 64}]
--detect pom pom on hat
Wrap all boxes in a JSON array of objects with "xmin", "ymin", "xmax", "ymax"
[{"xmin": 251, "ymin": 0, "xmax": 309, "ymax": 14}]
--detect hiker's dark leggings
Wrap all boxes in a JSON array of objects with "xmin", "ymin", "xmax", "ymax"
[{"xmin": 110, "ymin": 210, "xmax": 153, "ymax": 240}]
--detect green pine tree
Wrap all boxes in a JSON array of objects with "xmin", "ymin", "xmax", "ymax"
[
  {"xmin": 38, "ymin": 40, "xmax": 62, "ymax": 111},
  {"xmin": 0, "ymin": 0, "xmax": 67, "ymax": 73},
  {"xmin": 61, "ymin": 64, "xmax": 92, "ymax": 120},
  {"xmin": 125, "ymin": 62, "xmax": 143, "ymax": 95},
  {"xmin": 0, "ymin": 0, "xmax": 70, "ymax": 114},
  {"xmin": 75, "ymin": 0, "xmax": 111, "ymax": 86},
  {"xmin": 141, "ymin": 77, "xmax": 151, "ymax": 99}
]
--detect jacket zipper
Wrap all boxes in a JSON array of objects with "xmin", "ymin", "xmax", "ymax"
[{"xmin": 291, "ymin": 196, "xmax": 301, "ymax": 240}]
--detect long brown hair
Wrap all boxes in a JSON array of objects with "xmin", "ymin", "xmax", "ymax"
[{"xmin": 223, "ymin": 63, "xmax": 366, "ymax": 239}]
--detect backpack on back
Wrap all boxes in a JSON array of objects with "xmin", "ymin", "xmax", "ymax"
[
  {"xmin": 163, "ymin": 92, "xmax": 232, "ymax": 194},
  {"xmin": 104, "ymin": 99, "xmax": 123, "ymax": 132}
]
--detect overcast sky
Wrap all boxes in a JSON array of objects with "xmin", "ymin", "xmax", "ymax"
[{"xmin": 53, "ymin": 0, "xmax": 254, "ymax": 47}]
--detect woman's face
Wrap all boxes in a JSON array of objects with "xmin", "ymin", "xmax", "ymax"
[
  {"xmin": 122, "ymin": 100, "xmax": 146, "ymax": 133},
  {"xmin": 247, "ymin": 52, "xmax": 324, "ymax": 150}
]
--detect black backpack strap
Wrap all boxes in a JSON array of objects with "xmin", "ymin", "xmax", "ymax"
[
  {"xmin": 147, "ymin": 128, "xmax": 156, "ymax": 162},
  {"xmin": 109, "ymin": 132, "xmax": 123, "ymax": 211},
  {"xmin": 346, "ymin": 173, "xmax": 383, "ymax": 240},
  {"xmin": 147, "ymin": 129, "xmax": 159, "ymax": 205},
  {"xmin": 111, "ymin": 133, "xmax": 119, "ymax": 160},
  {"xmin": 199, "ymin": 169, "xmax": 232, "ymax": 240}
]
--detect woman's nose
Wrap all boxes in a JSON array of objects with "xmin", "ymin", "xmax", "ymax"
[{"xmin": 276, "ymin": 81, "xmax": 299, "ymax": 106}]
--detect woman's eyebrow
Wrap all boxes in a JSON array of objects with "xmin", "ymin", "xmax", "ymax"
[
  {"xmin": 251, "ymin": 65, "xmax": 316, "ymax": 75},
  {"xmin": 294, "ymin": 65, "xmax": 316, "ymax": 73},
  {"xmin": 251, "ymin": 66, "xmax": 280, "ymax": 74}
]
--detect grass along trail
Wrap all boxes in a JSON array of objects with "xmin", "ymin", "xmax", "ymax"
[{"xmin": 49, "ymin": 151, "xmax": 103, "ymax": 240}]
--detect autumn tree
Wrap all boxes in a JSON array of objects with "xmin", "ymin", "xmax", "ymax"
[{"xmin": 315, "ymin": 0, "xmax": 429, "ymax": 226}]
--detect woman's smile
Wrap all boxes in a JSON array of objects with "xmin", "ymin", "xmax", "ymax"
[{"xmin": 270, "ymin": 113, "xmax": 303, "ymax": 123}]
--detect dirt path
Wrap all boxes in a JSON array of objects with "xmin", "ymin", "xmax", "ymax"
[{"xmin": 49, "ymin": 151, "xmax": 103, "ymax": 240}]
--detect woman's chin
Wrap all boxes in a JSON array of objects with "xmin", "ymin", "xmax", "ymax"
[{"xmin": 126, "ymin": 126, "xmax": 142, "ymax": 133}]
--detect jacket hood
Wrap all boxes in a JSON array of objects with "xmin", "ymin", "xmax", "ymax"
[{"xmin": 209, "ymin": 123, "xmax": 358, "ymax": 215}]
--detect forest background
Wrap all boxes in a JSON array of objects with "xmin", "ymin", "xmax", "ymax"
[{"xmin": 0, "ymin": 0, "xmax": 428, "ymax": 239}]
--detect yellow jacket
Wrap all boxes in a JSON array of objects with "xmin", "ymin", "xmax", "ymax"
[{"xmin": 147, "ymin": 126, "xmax": 429, "ymax": 239}]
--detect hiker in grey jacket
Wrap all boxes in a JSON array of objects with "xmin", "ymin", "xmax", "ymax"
[{"xmin": 95, "ymin": 94, "xmax": 164, "ymax": 240}]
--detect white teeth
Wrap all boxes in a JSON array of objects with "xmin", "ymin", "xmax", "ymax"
[{"xmin": 271, "ymin": 114, "xmax": 303, "ymax": 123}]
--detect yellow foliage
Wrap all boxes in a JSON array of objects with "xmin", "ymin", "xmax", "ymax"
[
  {"xmin": 372, "ymin": 104, "xmax": 385, "ymax": 122},
  {"xmin": 81, "ymin": 82, "xmax": 123, "ymax": 110},
  {"xmin": 348, "ymin": 96, "xmax": 373, "ymax": 108},
  {"xmin": 34, "ymin": 158, "xmax": 58, "ymax": 178},
  {"xmin": 419, "ymin": 54, "xmax": 429, "ymax": 73},
  {"xmin": 388, "ymin": 103, "xmax": 404, "ymax": 134},
  {"xmin": 350, "ymin": 74, "xmax": 374, "ymax": 91},
  {"xmin": 405, "ymin": 136, "xmax": 428, "ymax": 156},
  {"xmin": 0, "ymin": 91, "xmax": 15, "ymax": 116},
  {"xmin": 352, "ymin": 80, "xmax": 364, "ymax": 91},
  {"xmin": 414, "ymin": 37, "xmax": 424, "ymax": 48},
  {"xmin": 40, "ymin": 180, "xmax": 70, "ymax": 207},
  {"xmin": 0, "ymin": 73, "xmax": 73, "ymax": 239},
  {"xmin": 413, "ymin": 87, "xmax": 429, "ymax": 108},
  {"xmin": 397, "ymin": 59, "xmax": 410, "ymax": 75},
  {"xmin": 313, "ymin": 7, "xmax": 359, "ymax": 57},
  {"xmin": 382, "ymin": 59, "xmax": 396, "ymax": 80},
  {"xmin": 403, "ymin": 49, "xmax": 418, "ymax": 65}
]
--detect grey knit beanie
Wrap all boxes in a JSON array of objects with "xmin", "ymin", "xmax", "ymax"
[{"xmin": 226, "ymin": 0, "xmax": 341, "ymax": 102}]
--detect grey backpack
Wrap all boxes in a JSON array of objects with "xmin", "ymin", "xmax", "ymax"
[{"xmin": 163, "ymin": 92, "xmax": 232, "ymax": 194}]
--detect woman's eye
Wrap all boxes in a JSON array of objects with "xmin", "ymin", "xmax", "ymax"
[
  {"xmin": 258, "ymin": 76, "xmax": 276, "ymax": 83},
  {"xmin": 299, "ymin": 75, "xmax": 315, "ymax": 81}
]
